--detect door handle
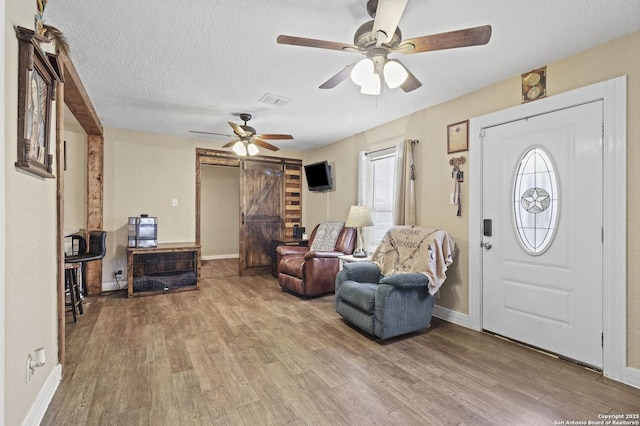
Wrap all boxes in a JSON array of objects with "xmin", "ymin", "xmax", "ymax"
[{"xmin": 482, "ymin": 241, "xmax": 492, "ymax": 250}]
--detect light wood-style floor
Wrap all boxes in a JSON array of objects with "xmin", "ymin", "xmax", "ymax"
[{"xmin": 43, "ymin": 274, "xmax": 640, "ymax": 425}]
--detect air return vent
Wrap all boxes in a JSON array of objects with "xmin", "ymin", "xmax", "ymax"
[{"xmin": 259, "ymin": 93, "xmax": 292, "ymax": 107}]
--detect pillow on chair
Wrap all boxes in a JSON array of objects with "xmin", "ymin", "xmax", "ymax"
[{"xmin": 309, "ymin": 221, "xmax": 344, "ymax": 251}]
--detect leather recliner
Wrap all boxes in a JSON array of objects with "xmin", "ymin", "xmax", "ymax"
[{"xmin": 277, "ymin": 223, "xmax": 356, "ymax": 297}]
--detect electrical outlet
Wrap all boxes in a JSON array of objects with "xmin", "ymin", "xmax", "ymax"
[{"xmin": 114, "ymin": 270, "xmax": 123, "ymax": 280}]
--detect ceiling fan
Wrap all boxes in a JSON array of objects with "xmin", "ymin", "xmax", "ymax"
[
  {"xmin": 277, "ymin": 0, "xmax": 492, "ymax": 95},
  {"xmin": 190, "ymin": 113, "xmax": 293, "ymax": 156}
]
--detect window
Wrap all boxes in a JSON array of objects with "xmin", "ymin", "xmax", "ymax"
[
  {"xmin": 358, "ymin": 148, "xmax": 396, "ymax": 252},
  {"xmin": 512, "ymin": 147, "xmax": 559, "ymax": 255},
  {"xmin": 372, "ymin": 154, "xmax": 395, "ymax": 244}
]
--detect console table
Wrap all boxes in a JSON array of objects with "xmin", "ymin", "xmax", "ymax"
[{"xmin": 127, "ymin": 242, "xmax": 201, "ymax": 297}]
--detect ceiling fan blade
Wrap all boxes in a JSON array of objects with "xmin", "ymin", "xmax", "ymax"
[
  {"xmin": 277, "ymin": 35, "xmax": 360, "ymax": 53},
  {"xmin": 319, "ymin": 62, "xmax": 357, "ymax": 89},
  {"xmin": 222, "ymin": 139, "xmax": 240, "ymax": 148},
  {"xmin": 255, "ymin": 134, "xmax": 293, "ymax": 140},
  {"xmin": 189, "ymin": 130, "xmax": 234, "ymax": 138},
  {"xmin": 395, "ymin": 25, "xmax": 492, "ymax": 54},
  {"xmin": 399, "ymin": 65, "xmax": 422, "ymax": 92},
  {"xmin": 228, "ymin": 121, "xmax": 248, "ymax": 137},
  {"xmin": 252, "ymin": 138, "xmax": 280, "ymax": 151},
  {"xmin": 372, "ymin": 0, "xmax": 408, "ymax": 46}
]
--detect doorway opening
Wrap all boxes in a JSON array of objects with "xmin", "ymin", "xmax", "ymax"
[
  {"xmin": 195, "ymin": 148, "xmax": 303, "ymax": 277},
  {"xmin": 200, "ymin": 164, "xmax": 240, "ymax": 278}
]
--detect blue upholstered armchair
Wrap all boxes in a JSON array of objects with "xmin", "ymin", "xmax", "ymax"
[
  {"xmin": 335, "ymin": 226, "xmax": 454, "ymax": 339},
  {"xmin": 336, "ymin": 263, "xmax": 437, "ymax": 339}
]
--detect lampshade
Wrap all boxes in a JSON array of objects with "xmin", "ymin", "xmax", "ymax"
[
  {"xmin": 360, "ymin": 73, "xmax": 381, "ymax": 95},
  {"xmin": 247, "ymin": 142, "xmax": 259, "ymax": 156},
  {"xmin": 345, "ymin": 205, "xmax": 374, "ymax": 228},
  {"xmin": 351, "ymin": 58, "xmax": 374, "ymax": 86},
  {"xmin": 233, "ymin": 141, "xmax": 247, "ymax": 156},
  {"xmin": 384, "ymin": 60, "xmax": 408, "ymax": 89}
]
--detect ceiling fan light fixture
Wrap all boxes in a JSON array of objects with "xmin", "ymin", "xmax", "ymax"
[
  {"xmin": 247, "ymin": 143, "xmax": 259, "ymax": 156},
  {"xmin": 384, "ymin": 60, "xmax": 408, "ymax": 89},
  {"xmin": 233, "ymin": 141, "xmax": 247, "ymax": 156},
  {"xmin": 351, "ymin": 58, "xmax": 375, "ymax": 86},
  {"xmin": 360, "ymin": 73, "xmax": 381, "ymax": 95}
]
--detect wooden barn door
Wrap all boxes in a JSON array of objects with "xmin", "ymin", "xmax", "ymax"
[
  {"xmin": 240, "ymin": 159, "xmax": 285, "ymax": 276},
  {"xmin": 196, "ymin": 149, "xmax": 301, "ymax": 277}
]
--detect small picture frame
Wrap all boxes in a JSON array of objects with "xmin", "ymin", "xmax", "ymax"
[
  {"xmin": 521, "ymin": 66, "xmax": 547, "ymax": 103},
  {"xmin": 447, "ymin": 120, "xmax": 469, "ymax": 154},
  {"xmin": 15, "ymin": 26, "xmax": 59, "ymax": 178}
]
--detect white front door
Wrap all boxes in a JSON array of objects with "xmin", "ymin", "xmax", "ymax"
[{"xmin": 481, "ymin": 101, "xmax": 603, "ymax": 368}]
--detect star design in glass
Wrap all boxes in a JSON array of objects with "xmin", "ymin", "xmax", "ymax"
[{"xmin": 521, "ymin": 187, "xmax": 551, "ymax": 213}]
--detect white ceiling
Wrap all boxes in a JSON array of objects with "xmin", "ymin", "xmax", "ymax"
[{"xmin": 46, "ymin": 0, "xmax": 640, "ymax": 152}]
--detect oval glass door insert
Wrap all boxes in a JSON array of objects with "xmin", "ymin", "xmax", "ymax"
[{"xmin": 512, "ymin": 147, "xmax": 559, "ymax": 255}]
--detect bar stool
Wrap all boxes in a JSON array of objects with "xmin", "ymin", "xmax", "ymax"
[
  {"xmin": 65, "ymin": 263, "xmax": 83, "ymax": 322},
  {"xmin": 65, "ymin": 231, "xmax": 107, "ymax": 296}
]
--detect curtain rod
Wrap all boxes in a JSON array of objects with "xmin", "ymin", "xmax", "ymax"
[{"xmin": 364, "ymin": 140, "xmax": 419, "ymax": 156}]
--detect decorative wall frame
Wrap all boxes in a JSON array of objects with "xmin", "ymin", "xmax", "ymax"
[
  {"xmin": 15, "ymin": 26, "xmax": 60, "ymax": 178},
  {"xmin": 521, "ymin": 66, "xmax": 547, "ymax": 103},
  {"xmin": 447, "ymin": 120, "xmax": 469, "ymax": 154}
]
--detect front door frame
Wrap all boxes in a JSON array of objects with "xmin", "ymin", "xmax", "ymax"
[{"xmin": 468, "ymin": 76, "xmax": 627, "ymax": 382}]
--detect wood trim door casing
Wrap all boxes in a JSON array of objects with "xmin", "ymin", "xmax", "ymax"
[
  {"xmin": 468, "ymin": 76, "xmax": 627, "ymax": 384},
  {"xmin": 195, "ymin": 148, "xmax": 302, "ymax": 275},
  {"xmin": 55, "ymin": 81, "xmax": 66, "ymax": 369},
  {"xmin": 55, "ymin": 51, "xmax": 104, "ymax": 373}
]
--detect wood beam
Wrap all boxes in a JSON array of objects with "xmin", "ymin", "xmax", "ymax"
[{"xmin": 59, "ymin": 52, "xmax": 103, "ymax": 136}]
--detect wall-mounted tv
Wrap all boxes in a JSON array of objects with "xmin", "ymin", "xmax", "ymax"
[{"xmin": 304, "ymin": 161, "xmax": 333, "ymax": 192}]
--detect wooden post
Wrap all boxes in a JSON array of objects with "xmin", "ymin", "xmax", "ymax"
[
  {"xmin": 86, "ymin": 134, "xmax": 104, "ymax": 295},
  {"xmin": 56, "ymin": 80, "xmax": 66, "ymax": 369}
]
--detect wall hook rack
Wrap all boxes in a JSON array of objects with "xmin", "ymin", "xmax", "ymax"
[{"xmin": 449, "ymin": 156, "xmax": 466, "ymax": 168}]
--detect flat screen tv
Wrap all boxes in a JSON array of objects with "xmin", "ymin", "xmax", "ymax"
[{"xmin": 304, "ymin": 161, "xmax": 333, "ymax": 192}]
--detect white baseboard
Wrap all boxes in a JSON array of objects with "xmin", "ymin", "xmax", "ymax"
[
  {"xmin": 22, "ymin": 363, "xmax": 61, "ymax": 426},
  {"xmin": 433, "ymin": 305, "xmax": 471, "ymax": 329},
  {"xmin": 101, "ymin": 280, "xmax": 127, "ymax": 292},
  {"xmin": 624, "ymin": 366, "xmax": 640, "ymax": 390},
  {"xmin": 202, "ymin": 254, "xmax": 239, "ymax": 261}
]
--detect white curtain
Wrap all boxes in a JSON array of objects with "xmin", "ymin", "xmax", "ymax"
[
  {"xmin": 357, "ymin": 151, "xmax": 375, "ymax": 252},
  {"xmin": 393, "ymin": 139, "xmax": 417, "ymax": 225}
]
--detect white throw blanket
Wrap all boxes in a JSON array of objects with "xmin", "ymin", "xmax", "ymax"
[{"xmin": 371, "ymin": 226, "xmax": 455, "ymax": 295}]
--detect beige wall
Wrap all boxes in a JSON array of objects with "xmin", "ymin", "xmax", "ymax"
[
  {"xmin": 201, "ymin": 165, "xmax": 240, "ymax": 258},
  {"xmin": 100, "ymin": 127, "xmax": 302, "ymax": 284},
  {"xmin": 303, "ymin": 32, "xmax": 640, "ymax": 369},
  {"xmin": 63, "ymin": 122, "xmax": 87, "ymax": 231},
  {"xmin": 4, "ymin": 2, "xmax": 60, "ymax": 424}
]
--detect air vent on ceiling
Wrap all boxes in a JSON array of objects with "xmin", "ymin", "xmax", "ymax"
[{"xmin": 259, "ymin": 93, "xmax": 292, "ymax": 107}]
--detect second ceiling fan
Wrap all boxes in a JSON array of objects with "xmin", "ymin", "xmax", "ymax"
[
  {"xmin": 277, "ymin": 0, "xmax": 492, "ymax": 94},
  {"xmin": 190, "ymin": 113, "xmax": 292, "ymax": 156}
]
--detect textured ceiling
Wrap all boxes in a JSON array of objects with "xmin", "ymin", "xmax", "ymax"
[{"xmin": 46, "ymin": 0, "xmax": 640, "ymax": 152}]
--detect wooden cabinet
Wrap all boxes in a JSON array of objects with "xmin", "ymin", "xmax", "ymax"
[{"xmin": 127, "ymin": 242, "xmax": 201, "ymax": 297}]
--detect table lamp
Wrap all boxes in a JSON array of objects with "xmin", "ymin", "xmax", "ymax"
[{"xmin": 345, "ymin": 205, "xmax": 374, "ymax": 258}]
